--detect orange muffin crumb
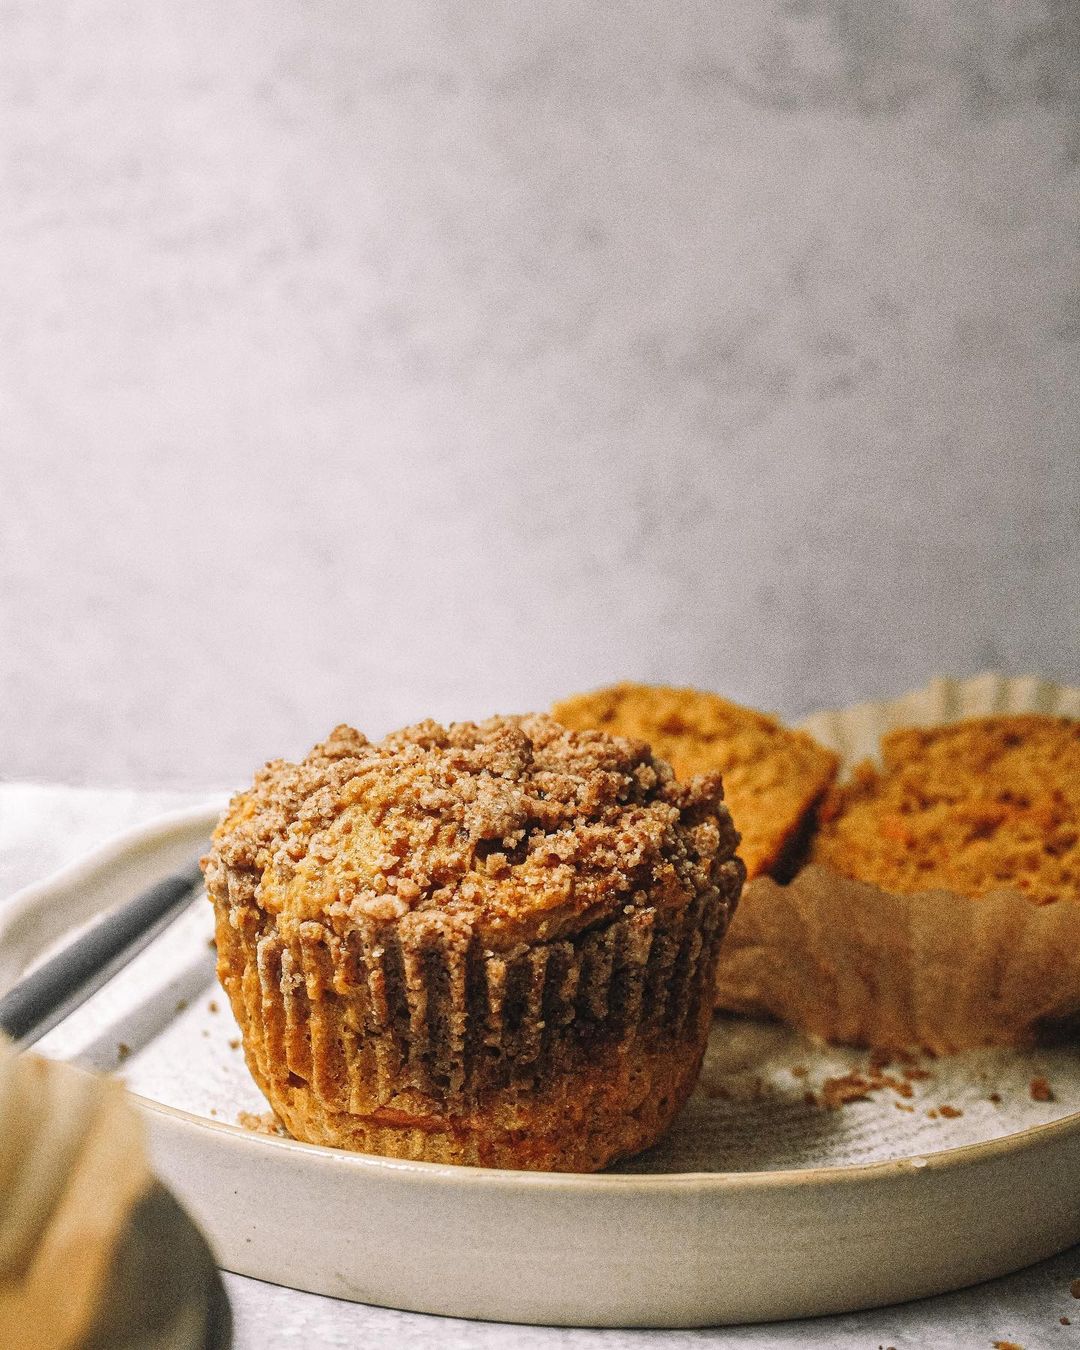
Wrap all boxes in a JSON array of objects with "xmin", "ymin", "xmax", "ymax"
[
  {"xmin": 552, "ymin": 683, "xmax": 838, "ymax": 880},
  {"xmin": 812, "ymin": 715, "xmax": 1080, "ymax": 904}
]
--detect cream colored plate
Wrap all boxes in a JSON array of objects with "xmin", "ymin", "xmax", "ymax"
[{"xmin": 4, "ymin": 804, "xmax": 1080, "ymax": 1328}]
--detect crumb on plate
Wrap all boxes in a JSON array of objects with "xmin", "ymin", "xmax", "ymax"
[
  {"xmin": 821, "ymin": 1074, "xmax": 873, "ymax": 1109},
  {"xmin": 238, "ymin": 1110, "xmax": 288, "ymax": 1137}
]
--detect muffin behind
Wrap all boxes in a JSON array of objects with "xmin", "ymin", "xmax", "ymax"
[
  {"xmin": 203, "ymin": 714, "xmax": 744, "ymax": 1171},
  {"xmin": 719, "ymin": 691, "xmax": 1080, "ymax": 1052},
  {"xmin": 552, "ymin": 683, "xmax": 838, "ymax": 881},
  {"xmin": 551, "ymin": 683, "xmax": 839, "ymax": 1016}
]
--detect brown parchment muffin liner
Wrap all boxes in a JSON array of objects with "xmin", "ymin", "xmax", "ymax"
[
  {"xmin": 714, "ymin": 673, "xmax": 1080, "ymax": 1053},
  {"xmin": 209, "ymin": 856, "xmax": 738, "ymax": 1171}
]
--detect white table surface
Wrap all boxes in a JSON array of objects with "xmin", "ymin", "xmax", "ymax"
[{"xmin": 3, "ymin": 782, "xmax": 1078, "ymax": 1349}]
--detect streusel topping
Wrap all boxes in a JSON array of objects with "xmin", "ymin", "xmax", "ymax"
[{"xmin": 210, "ymin": 714, "xmax": 741, "ymax": 947}]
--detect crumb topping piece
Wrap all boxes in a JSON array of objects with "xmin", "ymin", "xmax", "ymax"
[
  {"xmin": 209, "ymin": 714, "xmax": 741, "ymax": 948},
  {"xmin": 812, "ymin": 715, "xmax": 1080, "ymax": 904},
  {"xmin": 551, "ymin": 683, "xmax": 838, "ymax": 879}
]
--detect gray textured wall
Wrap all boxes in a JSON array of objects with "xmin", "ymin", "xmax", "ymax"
[{"xmin": 1, "ymin": 1, "xmax": 1078, "ymax": 788}]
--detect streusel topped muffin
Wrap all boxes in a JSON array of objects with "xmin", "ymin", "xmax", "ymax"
[{"xmin": 204, "ymin": 714, "xmax": 744, "ymax": 1171}]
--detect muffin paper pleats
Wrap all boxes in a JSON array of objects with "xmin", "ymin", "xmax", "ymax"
[
  {"xmin": 717, "ymin": 868, "xmax": 1080, "ymax": 1053},
  {"xmin": 210, "ymin": 856, "xmax": 739, "ymax": 1169}
]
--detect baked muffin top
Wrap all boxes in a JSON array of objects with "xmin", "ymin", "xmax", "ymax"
[
  {"xmin": 209, "ymin": 714, "xmax": 741, "ymax": 949},
  {"xmin": 551, "ymin": 683, "xmax": 838, "ymax": 880},
  {"xmin": 812, "ymin": 714, "xmax": 1080, "ymax": 904}
]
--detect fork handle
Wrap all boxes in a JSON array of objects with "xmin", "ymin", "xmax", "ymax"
[{"xmin": 0, "ymin": 861, "xmax": 205, "ymax": 1049}]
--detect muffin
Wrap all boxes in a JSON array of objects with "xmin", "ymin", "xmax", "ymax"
[
  {"xmin": 720, "ymin": 690, "xmax": 1080, "ymax": 1052},
  {"xmin": 551, "ymin": 683, "xmax": 838, "ymax": 1013},
  {"xmin": 203, "ymin": 714, "xmax": 744, "ymax": 1171}
]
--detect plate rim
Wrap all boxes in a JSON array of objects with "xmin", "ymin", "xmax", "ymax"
[{"xmin": 12, "ymin": 801, "xmax": 1080, "ymax": 1191}]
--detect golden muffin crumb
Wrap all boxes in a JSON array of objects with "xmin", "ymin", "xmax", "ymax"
[
  {"xmin": 552, "ymin": 683, "xmax": 838, "ymax": 879},
  {"xmin": 812, "ymin": 715, "xmax": 1080, "ymax": 904}
]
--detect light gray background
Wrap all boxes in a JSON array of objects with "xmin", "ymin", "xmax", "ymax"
[{"xmin": 2, "ymin": 0, "xmax": 1077, "ymax": 790}]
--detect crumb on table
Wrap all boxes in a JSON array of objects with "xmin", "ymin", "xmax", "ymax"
[
  {"xmin": 1030, "ymin": 1076, "xmax": 1054, "ymax": 1102},
  {"xmin": 938, "ymin": 1104, "xmax": 963, "ymax": 1119}
]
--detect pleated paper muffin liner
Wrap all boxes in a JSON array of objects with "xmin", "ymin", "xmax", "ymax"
[
  {"xmin": 209, "ymin": 857, "xmax": 739, "ymax": 1167},
  {"xmin": 714, "ymin": 673, "xmax": 1080, "ymax": 1053}
]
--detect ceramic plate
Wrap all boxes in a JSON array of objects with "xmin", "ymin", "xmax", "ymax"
[{"xmin": 4, "ymin": 805, "xmax": 1080, "ymax": 1328}]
